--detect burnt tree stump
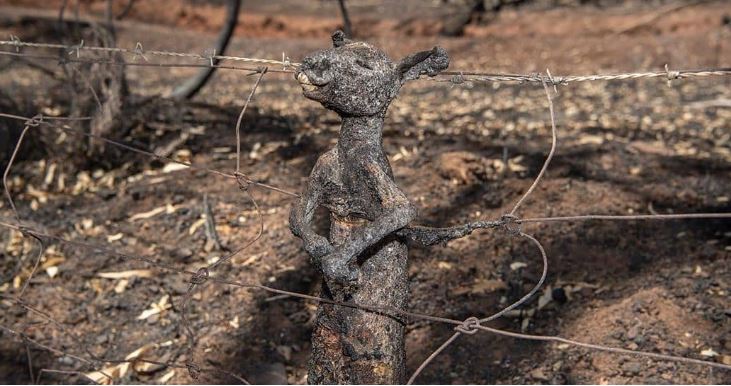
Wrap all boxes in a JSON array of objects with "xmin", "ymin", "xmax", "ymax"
[{"xmin": 290, "ymin": 31, "xmax": 495, "ymax": 384}]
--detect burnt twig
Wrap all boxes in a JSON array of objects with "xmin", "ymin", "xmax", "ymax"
[{"xmin": 203, "ymin": 193, "xmax": 225, "ymax": 252}]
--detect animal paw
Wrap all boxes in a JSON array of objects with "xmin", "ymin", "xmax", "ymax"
[{"xmin": 303, "ymin": 234, "xmax": 334, "ymax": 260}]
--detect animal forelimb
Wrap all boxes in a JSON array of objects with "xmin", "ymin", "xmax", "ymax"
[{"xmin": 397, "ymin": 220, "xmax": 501, "ymax": 246}]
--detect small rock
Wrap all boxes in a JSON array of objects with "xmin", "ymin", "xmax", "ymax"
[
  {"xmin": 95, "ymin": 334, "xmax": 108, "ymax": 344},
  {"xmin": 530, "ymin": 368, "xmax": 549, "ymax": 381},
  {"xmin": 634, "ymin": 334, "xmax": 646, "ymax": 345},
  {"xmin": 621, "ymin": 361, "xmax": 641, "ymax": 376},
  {"xmin": 627, "ymin": 325, "xmax": 639, "ymax": 340},
  {"xmin": 632, "ymin": 300, "xmax": 646, "ymax": 313},
  {"xmin": 174, "ymin": 247, "xmax": 194, "ymax": 260},
  {"xmin": 645, "ymin": 376, "xmax": 667, "ymax": 384},
  {"xmin": 721, "ymin": 355, "xmax": 731, "ymax": 366},
  {"xmin": 552, "ymin": 360, "xmax": 563, "ymax": 372}
]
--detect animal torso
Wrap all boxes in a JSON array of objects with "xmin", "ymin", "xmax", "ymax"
[{"xmin": 288, "ymin": 31, "xmax": 451, "ymax": 383}]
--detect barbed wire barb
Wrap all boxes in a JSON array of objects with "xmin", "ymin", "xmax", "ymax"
[
  {"xmin": 3, "ymin": 40, "xmax": 731, "ymax": 83},
  {"xmin": 0, "ymin": 40, "xmax": 300, "ymax": 68}
]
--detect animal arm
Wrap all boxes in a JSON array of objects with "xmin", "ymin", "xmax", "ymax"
[
  {"xmin": 333, "ymin": 202, "xmax": 416, "ymax": 264},
  {"xmin": 397, "ymin": 220, "xmax": 501, "ymax": 246},
  {"xmin": 336, "ymin": 162, "xmax": 498, "ymax": 252},
  {"xmin": 289, "ymin": 156, "xmax": 334, "ymax": 260},
  {"xmin": 329, "ymin": 161, "xmax": 417, "ymax": 265},
  {"xmin": 292, "ymin": 180, "xmax": 497, "ymax": 247},
  {"xmin": 289, "ymin": 183, "xmax": 318, "ymax": 241}
]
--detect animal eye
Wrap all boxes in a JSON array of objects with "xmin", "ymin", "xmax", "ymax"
[{"xmin": 355, "ymin": 59, "xmax": 373, "ymax": 70}]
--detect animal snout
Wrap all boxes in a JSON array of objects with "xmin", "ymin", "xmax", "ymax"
[{"xmin": 298, "ymin": 56, "xmax": 332, "ymax": 86}]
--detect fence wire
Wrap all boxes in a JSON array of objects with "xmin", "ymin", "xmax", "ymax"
[
  {"xmin": 0, "ymin": 38, "xmax": 730, "ymax": 385},
  {"xmin": 2, "ymin": 39, "xmax": 731, "ymax": 85}
]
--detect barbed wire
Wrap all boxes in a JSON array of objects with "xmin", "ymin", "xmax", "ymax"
[
  {"xmin": 0, "ymin": 50, "xmax": 287, "ymax": 74},
  {"xmin": 2, "ymin": 36, "xmax": 731, "ymax": 384},
  {"xmin": 438, "ymin": 66, "xmax": 731, "ymax": 85},
  {"xmin": 0, "ymin": 39, "xmax": 298, "ymax": 70},
  {"xmin": 2, "ymin": 39, "xmax": 731, "ymax": 85}
]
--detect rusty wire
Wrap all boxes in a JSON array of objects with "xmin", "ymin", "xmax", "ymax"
[
  {"xmin": 437, "ymin": 67, "xmax": 731, "ymax": 85},
  {"xmin": 2, "ymin": 101, "xmax": 731, "ymax": 382},
  {"xmin": 509, "ymin": 74, "xmax": 558, "ymax": 217},
  {"xmin": 1, "ymin": 41, "xmax": 731, "ymax": 384},
  {"xmin": 1, "ymin": 218, "xmax": 729, "ymax": 379},
  {"xmin": 0, "ymin": 39, "xmax": 298, "ymax": 69},
  {"xmin": 1, "ymin": 108, "xmax": 730, "ymax": 382},
  {"xmin": 3, "ymin": 40, "xmax": 731, "ymax": 85},
  {"xmin": 408, "ymin": 74, "xmax": 558, "ymax": 384},
  {"xmin": 519, "ymin": 213, "xmax": 731, "ymax": 223},
  {"xmin": 235, "ymin": 68, "xmax": 268, "ymax": 175},
  {"xmin": 0, "ymin": 50, "xmax": 284, "ymax": 74}
]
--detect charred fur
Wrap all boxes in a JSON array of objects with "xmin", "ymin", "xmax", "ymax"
[{"xmin": 289, "ymin": 31, "xmax": 493, "ymax": 384}]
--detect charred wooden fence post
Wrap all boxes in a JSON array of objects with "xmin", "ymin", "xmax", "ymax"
[{"xmin": 289, "ymin": 31, "xmax": 496, "ymax": 384}]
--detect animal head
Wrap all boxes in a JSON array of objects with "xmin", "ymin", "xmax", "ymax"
[{"xmin": 295, "ymin": 31, "xmax": 449, "ymax": 116}]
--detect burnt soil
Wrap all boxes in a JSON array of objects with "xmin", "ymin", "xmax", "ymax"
[{"xmin": 0, "ymin": 0, "xmax": 730, "ymax": 384}]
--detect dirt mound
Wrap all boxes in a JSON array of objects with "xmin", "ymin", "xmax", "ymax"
[{"xmin": 563, "ymin": 287, "xmax": 719, "ymax": 383}]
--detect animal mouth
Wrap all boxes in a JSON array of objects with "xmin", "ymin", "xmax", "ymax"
[{"xmin": 296, "ymin": 72, "xmax": 328, "ymax": 92}]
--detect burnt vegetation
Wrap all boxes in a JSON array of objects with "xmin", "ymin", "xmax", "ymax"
[{"xmin": 0, "ymin": 0, "xmax": 730, "ymax": 385}]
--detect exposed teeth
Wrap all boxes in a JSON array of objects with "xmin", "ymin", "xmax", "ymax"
[
  {"xmin": 297, "ymin": 72, "xmax": 312, "ymax": 85},
  {"xmin": 297, "ymin": 73, "xmax": 319, "ymax": 92}
]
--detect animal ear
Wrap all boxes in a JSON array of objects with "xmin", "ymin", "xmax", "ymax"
[
  {"xmin": 396, "ymin": 46, "xmax": 449, "ymax": 82},
  {"xmin": 331, "ymin": 30, "xmax": 351, "ymax": 48}
]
